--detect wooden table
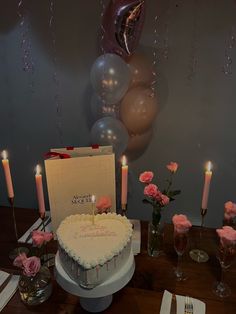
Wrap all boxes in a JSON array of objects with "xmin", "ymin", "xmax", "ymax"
[{"xmin": 0, "ymin": 207, "xmax": 236, "ymax": 313}]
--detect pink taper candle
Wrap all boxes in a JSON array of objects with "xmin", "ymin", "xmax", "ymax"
[
  {"xmin": 35, "ymin": 165, "xmax": 46, "ymax": 219},
  {"xmin": 201, "ymin": 161, "xmax": 213, "ymax": 210},
  {"xmin": 2, "ymin": 150, "xmax": 14, "ymax": 198},
  {"xmin": 121, "ymin": 155, "xmax": 128, "ymax": 207}
]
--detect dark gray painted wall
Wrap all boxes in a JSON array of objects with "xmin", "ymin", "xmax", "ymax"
[{"xmin": 0, "ymin": 0, "xmax": 236, "ymax": 228}]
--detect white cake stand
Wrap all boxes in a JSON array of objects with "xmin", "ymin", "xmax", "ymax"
[{"xmin": 54, "ymin": 251, "xmax": 135, "ymax": 312}]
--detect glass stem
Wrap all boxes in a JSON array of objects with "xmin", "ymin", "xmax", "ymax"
[
  {"xmin": 220, "ymin": 267, "xmax": 226, "ymax": 285},
  {"xmin": 176, "ymin": 254, "xmax": 182, "ymax": 275}
]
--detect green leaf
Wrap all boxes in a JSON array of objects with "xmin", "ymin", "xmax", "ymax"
[{"xmin": 142, "ymin": 199, "xmax": 153, "ymax": 205}]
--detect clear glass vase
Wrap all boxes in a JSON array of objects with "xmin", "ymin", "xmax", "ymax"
[
  {"xmin": 18, "ymin": 266, "xmax": 52, "ymax": 306},
  {"xmin": 147, "ymin": 221, "xmax": 164, "ymax": 257}
]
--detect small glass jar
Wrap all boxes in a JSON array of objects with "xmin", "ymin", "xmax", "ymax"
[{"xmin": 18, "ymin": 266, "xmax": 52, "ymax": 306}]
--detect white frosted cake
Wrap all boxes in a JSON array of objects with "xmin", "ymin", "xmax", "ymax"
[{"xmin": 57, "ymin": 213, "xmax": 133, "ymax": 289}]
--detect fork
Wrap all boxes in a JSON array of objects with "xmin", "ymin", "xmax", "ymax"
[{"xmin": 184, "ymin": 296, "xmax": 193, "ymax": 314}]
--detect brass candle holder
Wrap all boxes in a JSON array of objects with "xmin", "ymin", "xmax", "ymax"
[
  {"xmin": 121, "ymin": 203, "xmax": 127, "ymax": 217},
  {"xmin": 9, "ymin": 197, "xmax": 29, "ymax": 260},
  {"xmin": 189, "ymin": 207, "xmax": 209, "ymax": 263}
]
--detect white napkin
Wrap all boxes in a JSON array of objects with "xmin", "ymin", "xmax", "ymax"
[
  {"xmin": 0, "ymin": 274, "xmax": 19, "ymax": 312},
  {"xmin": 0, "ymin": 271, "xmax": 10, "ymax": 287},
  {"xmin": 160, "ymin": 290, "xmax": 206, "ymax": 314},
  {"xmin": 130, "ymin": 219, "xmax": 141, "ymax": 255},
  {"xmin": 18, "ymin": 212, "xmax": 52, "ymax": 244}
]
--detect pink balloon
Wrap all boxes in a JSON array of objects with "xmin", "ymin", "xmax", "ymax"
[
  {"xmin": 120, "ymin": 86, "xmax": 158, "ymax": 134},
  {"xmin": 128, "ymin": 53, "xmax": 153, "ymax": 87},
  {"xmin": 102, "ymin": 0, "xmax": 146, "ymax": 59}
]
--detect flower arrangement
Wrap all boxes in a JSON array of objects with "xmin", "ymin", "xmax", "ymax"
[
  {"xmin": 139, "ymin": 161, "xmax": 180, "ymax": 227},
  {"xmin": 224, "ymin": 201, "xmax": 236, "ymax": 225},
  {"xmin": 13, "ymin": 253, "xmax": 41, "ymax": 277},
  {"xmin": 96, "ymin": 195, "xmax": 112, "ymax": 214},
  {"xmin": 32, "ymin": 230, "xmax": 53, "ymax": 247},
  {"xmin": 172, "ymin": 214, "xmax": 192, "ymax": 234}
]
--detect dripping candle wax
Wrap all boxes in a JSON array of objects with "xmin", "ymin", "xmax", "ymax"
[
  {"xmin": 35, "ymin": 165, "xmax": 46, "ymax": 219},
  {"xmin": 2, "ymin": 150, "xmax": 14, "ymax": 199},
  {"xmin": 121, "ymin": 155, "xmax": 128, "ymax": 209},
  {"xmin": 201, "ymin": 161, "xmax": 213, "ymax": 210}
]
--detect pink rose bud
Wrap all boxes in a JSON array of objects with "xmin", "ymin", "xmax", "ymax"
[
  {"xmin": 216, "ymin": 226, "xmax": 236, "ymax": 247},
  {"xmin": 43, "ymin": 232, "xmax": 54, "ymax": 242},
  {"xmin": 224, "ymin": 201, "xmax": 236, "ymax": 219},
  {"xmin": 160, "ymin": 194, "xmax": 170, "ymax": 206},
  {"xmin": 13, "ymin": 253, "xmax": 27, "ymax": 268},
  {"xmin": 166, "ymin": 162, "xmax": 178, "ymax": 173},
  {"xmin": 96, "ymin": 196, "xmax": 112, "ymax": 214},
  {"xmin": 144, "ymin": 184, "xmax": 158, "ymax": 198},
  {"xmin": 172, "ymin": 214, "xmax": 192, "ymax": 233},
  {"xmin": 139, "ymin": 171, "xmax": 154, "ymax": 184},
  {"xmin": 32, "ymin": 230, "xmax": 45, "ymax": 247},
  {"xmin": 22, "ymin": 256, "xmax": 41, "ymax": 277}
]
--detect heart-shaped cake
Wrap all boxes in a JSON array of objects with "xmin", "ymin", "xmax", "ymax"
[{"xmin": 57, "ymin": 213, "xmax": 132, "ymax": 288}]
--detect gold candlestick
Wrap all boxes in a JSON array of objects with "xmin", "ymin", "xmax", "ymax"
[
  {"xmin": 189, "ymin": 208, "xmax": 209, "ymax": 263},
  {"xmin": 9, "ymin": 197, "xmax": 29, "ymax": 260},
  {"xmin": 121, "ymin": 203, "xmax": 127, "ymax": 216}
]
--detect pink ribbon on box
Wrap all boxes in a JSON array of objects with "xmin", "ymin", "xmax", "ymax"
[{"xmin": 44, "ymin": 151, "xmax": 71, "ymax": 159}]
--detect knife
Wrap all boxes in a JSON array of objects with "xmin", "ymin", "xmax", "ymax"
[{"xmin": 170, "ymin": 293, "xmax": 177, "ymax": 314}]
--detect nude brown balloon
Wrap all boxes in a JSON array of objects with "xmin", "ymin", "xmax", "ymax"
[
  {"xmin": 128, "ymin": 53, "xmax": 153, "ymax": 88},
  {"xmin": 125, "ymin": 128, "xmax": 153, "ymax": 161},
  {"xmin": 120, "ymin": 86, "xmax": 158, "ymax": 134}
]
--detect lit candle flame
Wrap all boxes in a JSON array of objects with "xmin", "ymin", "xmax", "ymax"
[
  {"xmin": 36, "ymin": 164, "xmax": 41, "ymax": 175},
  {"xmin": 206, "ymin": 161, "xmax": 212, "ymax": 172},
  {"xmin": 91, "ymin": 195, "xmax": 96, "ymax": 203},
  {"xmin": 2, "ymin": 150, "xmax": 7, "ymax": 160},
  {"xmin": 121, "ymin": 155, "xmax": 127, "ymax": 167}
]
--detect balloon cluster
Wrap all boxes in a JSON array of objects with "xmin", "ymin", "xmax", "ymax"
[{"xmin": 90, "ymin": 0, "xmax": 158, "ymax": 160}]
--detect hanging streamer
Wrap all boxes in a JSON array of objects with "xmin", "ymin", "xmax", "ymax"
[
  {"xmin": 150, "ymin": 15, "xmax": 158, "ymax": 98},
  {"xmin": 222, "ymin": 26, "xmax": 236, "ymax": 75},
  {"xmin": 49, "ymin": 0, "xmax": 63, "ymax": 145},
  {"xmin": 17, "ymin": 0, "xmax": 35, "ymax": 90},
  {"xmin": 187, "ymin": 0, "xmax": 199, "ymax": 82}
]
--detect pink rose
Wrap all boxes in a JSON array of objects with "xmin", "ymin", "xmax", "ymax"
[
  {"xmin": 32, "ymin": 230, "xmax": 45, "ymax": 247},
  {"xmin": 32, "ymin": 230, "xmax": 53, "ymax": 247},
  {"xmin": 172, "ymin": 214, "xmax": 192, "ymax": 233},
  {"xmin": 13, "ymin": 253, "xmax": 27, "ymax": 268},
  {"xmin": 160, "ymin": 194, "xmax": 170, "ymax": 206},
  {"xmin": 224, "ymin": 201, "xmax": 236, "ymax": 220},
  {"xmin": 144, "ymin": 184, "xmax": 158, "ymax": 198},
  {"xmin": 22, "ymin": 256, "xmax": 41, "ymax": 277},
  {"xmin": 216, "ymin": 226, "xmax": 236, "ymax": 247},
  {"xmin": 139, "ymin": 171, "xmax": 154, "ymax": 184},
  {"xmin": 166, "ymin": 162, "xmax": 178, "ymax": 173},
  {"xmin": 96, "ymin": 196, "xmax": 112, "ymax": 214},
  {"xmin": 43, "ymin": 232, "xmax": 54, "ymax": 242}
]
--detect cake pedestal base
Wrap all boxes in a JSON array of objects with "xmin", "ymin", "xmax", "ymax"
[{"xmin": 54, "ymin": 250, "xmax": 135, "ymax": 312}]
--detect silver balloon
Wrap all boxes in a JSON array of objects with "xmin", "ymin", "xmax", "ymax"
[
  {"xmin": 90, "ymin": 53, "xmax": 131, "ymax": 104},
  {"xmin": 90, "ymin": 117, "xmax": 129, "ymax": 158},
  {"xmin": 90, "ymin": 94, "xmax": 120, "ymax": 120}
]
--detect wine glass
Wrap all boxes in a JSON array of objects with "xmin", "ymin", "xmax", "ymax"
[
  {"xmin": 174, "ymin": 228, "xmax": 189, "ymax": 281},
  {"xmin": 213, "ymin": 241, "xmax": 236, "ymax": 297}
]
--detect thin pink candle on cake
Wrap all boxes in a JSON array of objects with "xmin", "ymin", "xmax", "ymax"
[
  {"xmin": 2, "ymin": 150, "xmax": 14, "ymax": 198},
  {"xmin": 121, "ymin": 155, "xmax": 128, "ymax": 207},
  {"xmin": 201, "ymin": 161, "xmax": 212, "ymax": 210},
  {"xmin": 35, "ymin": 165, "xmax": 46, "ymax": 219}
]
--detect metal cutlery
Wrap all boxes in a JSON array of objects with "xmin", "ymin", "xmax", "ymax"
[
  {"xmin": 184, "ymin": 296, "xmax": 193, "ymax": 314},
  {"xmin": 170, "ymin": 293, "xmax": 177, "ymax": 314}
]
